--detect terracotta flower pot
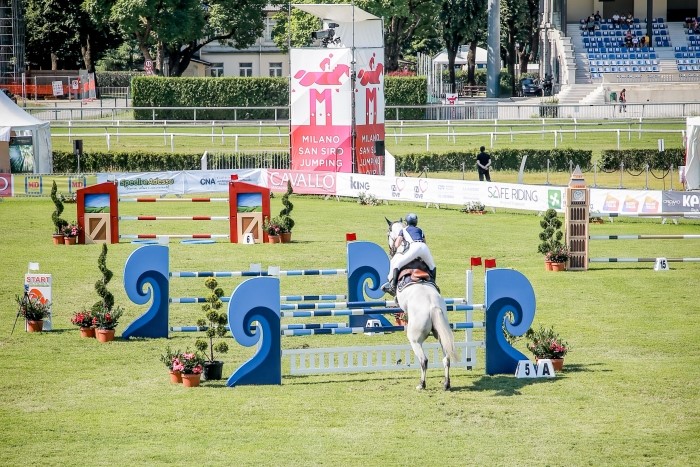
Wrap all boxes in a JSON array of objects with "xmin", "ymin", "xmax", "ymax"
[
  {"xmin": 169, "ymin": 370, "xmax": 183, "ymax": 384},
  {"xmin": 268, "ymin": 235, "xmax": 281, "ymax": 244},
  {"xmin": 52, "ymin": 234, "xmax": 65, "ymax": 245},
  {"xmin": 80, "ymin": 327, "xmax": 96, "ymax": 338},
  {"xmin": 280, "ymin": 232, "xmax": 292, "ymax": 243},
  {"xmin": 26, "ymin": 320, "xmax": 43, "ymax": 333},
  {"xmin": 551, "ymin": 262, "xmax": 566, "ymax": 271},
  {"xmin": 537, "ymin": 358, "xmax": 564, "ymax": 372},
  {"xmin": 545, "ymin": 260, "xmax": 553, "ymax": 271},
  {"xmin": 64, "ymin": 236, "xmax": 77, "ymax": 245},
  {"xmin": 181, "ymin": 373, "xmax": 201, "ymax": 387},
  {"xmin": 96, "ymin": 329, "xmax": 115, "ymax": 342}
]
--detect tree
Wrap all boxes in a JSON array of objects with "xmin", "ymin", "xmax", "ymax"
[
  {"xmin": 356, "ymin": 0, "xmax": 440, "ymax": 72},
  {"xmin": 438, "ymin": 0, "xmax": 487, "ymax": 90},
  {"xmin": 24, "ymin": 0, "xmax": 121, "ymax": 72},
  {"xmin": 500, "ymin": 0, "xmax": 539, "ymax": 94},
  {"xmin": 86, "ymin": 0, "xmax": 270, "ymax": 76},
  {"xmin": 272, "ymin": 0, "xmax": 440, "ymax": 73}
]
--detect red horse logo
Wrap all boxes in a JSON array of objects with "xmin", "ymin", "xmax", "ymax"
[{"xmin": 295, "ymin": 61, "xmax": 351, "ymax": 86}]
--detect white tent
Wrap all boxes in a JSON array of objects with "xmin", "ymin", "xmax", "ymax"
[
  {"xmin": 685, "ymin": 117, "xmax": 700, "ymax": 190},
  {"xmin": 0, "ymin": 90, "xmax": 52, "ymax": 174},
  {"xmin": 433, "ymin": 47, "xmax": 488, "ymax": 68}
]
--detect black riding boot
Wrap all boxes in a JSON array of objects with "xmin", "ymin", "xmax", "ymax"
[
  {"xmin": 430, "ymin": 267, "xmax": 437, "ymax": 282},
  {"xmin": 381, "ymin": 268, "xmax": 399, "ymax": 296}
]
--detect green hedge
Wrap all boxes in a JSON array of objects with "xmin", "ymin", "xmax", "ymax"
[
  {"xmin": 131, "ymin": 76, "xmax": 427, "ymax": 120},
  {"xmin": 384, "ymin": 76, "xmax": 427, "ymax": 120},
  {"xmin": 131, "ymin": 77, "xmax": 290, "ymax": 120},
  {"xmin": 53, "ymin": 148, "xmax": 589, "ymax": 173},
  {"xmin": 599, "ymin": 149, "xmax": 685, "ymax": 171},
  {"xmin": 96, "ymin": 71, "xmax": 146, "ymax": 88},
  {"xmin": 395, "ymin": 149, "xmax": 592, "ymax": 172}
]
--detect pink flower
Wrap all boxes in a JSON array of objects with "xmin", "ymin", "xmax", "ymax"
[{"xmin": 192, "ymin": 365, "xmax": 203, "ymax": 374}]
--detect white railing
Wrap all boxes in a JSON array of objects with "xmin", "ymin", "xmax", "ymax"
[{"xmin": 23, "ymin": 102, "xmax": 700, "ymax": 122}]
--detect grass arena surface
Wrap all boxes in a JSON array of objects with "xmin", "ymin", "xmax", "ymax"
[{"xmin": 1, "ymin": 195, "xmax": 699, "ymax": 465}]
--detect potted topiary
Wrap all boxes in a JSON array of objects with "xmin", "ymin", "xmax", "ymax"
[
  {"xmin": 279, "ymin": 180, "xmax": 295, "ymax": 243},
  {"xmin": 91, "ymin": 244, "xmax": 124, "ymax": 342},
  {"xmin": 195, "ymin": 278, "xmax": 229, "ymax": 380},
  {"xmin": 538, "ymin": 208, "xmax": 564, "ymax": 271},
  {"xmin": 525, "ymin": 325, "xmax": 569, "ymax": 371},
  {"xmin": 50, "ymin": 181, "xmax": 68, "ymax": 245},
  {"xmin": 548, "ymin": 245, "xmax": 570, "ymax": 271}
]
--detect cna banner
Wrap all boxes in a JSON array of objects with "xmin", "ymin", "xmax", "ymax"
[
  {"xmin": 96, "ymin": 170, "xmax": 264, "ymax": 195},
  {"xmin": 290, "ymin": 48, "xmax": 353, "ymax": 172},
  {"xmin": 354, "ymin": 48, "xmax": 385, "ymax": 175}
]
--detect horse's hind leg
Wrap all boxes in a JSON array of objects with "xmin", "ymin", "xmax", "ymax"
[
  {"xmin": 442, "ymin": 353, "xmax": 451, "ymax": 391},
  {"xmin": 409, "ymin": 341, "xmax": 428, "ymax": 390}
]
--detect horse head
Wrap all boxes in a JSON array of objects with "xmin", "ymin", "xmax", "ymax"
[{"xmin": 385, "ymin": 217, "xmax": 404, "ymax": 257}]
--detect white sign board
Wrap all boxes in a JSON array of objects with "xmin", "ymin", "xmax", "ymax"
[
  {"xmin": 24, "ymin": 273, "xmax": 53, "ymax": 331},
  {"xmin": 515, "ymin": 359, "xmax": 556, "ymax": 378},
  {"xmin": 51, "ymin": 81, "xmax": 64, "ymax": 97}
]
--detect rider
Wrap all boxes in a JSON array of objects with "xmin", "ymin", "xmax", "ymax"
[{"xmin": 381, "ymin": 213, "xmax": 436, "ymax": 296}]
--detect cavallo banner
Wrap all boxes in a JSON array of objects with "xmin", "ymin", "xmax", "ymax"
[
  {"xmin": 353, "ymin": 48, "xmax": 385, "ymax": 175},
  {"xmin": 290, "ymin": 48, "xmax": 353, "ymax": 172}
]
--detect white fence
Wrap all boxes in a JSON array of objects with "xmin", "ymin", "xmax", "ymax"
[{"xmin": 22, "ymin": 102, "xmax": 700, "ymax": 122}]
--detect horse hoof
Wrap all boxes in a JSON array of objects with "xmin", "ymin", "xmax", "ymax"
[
  {"xmin": 443, "ymin": 382, "xmax": 451, "ymax": 391},
  {"xmin": 416, "ymin": 383, "xmax": 426, "ymax": 391}
]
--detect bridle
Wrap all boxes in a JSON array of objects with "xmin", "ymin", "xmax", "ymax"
[{"xmin": 387, "ymin": 219, "xmax": 404, "ymax": 258}]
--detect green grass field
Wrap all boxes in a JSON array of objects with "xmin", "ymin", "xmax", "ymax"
[
  {"xmin": 49, "ymin": 118, "xmax": 685, "ymax": 158},
  {"xmin": 1, "ymin": 195, "xmax": 699, "ymax": 465}
]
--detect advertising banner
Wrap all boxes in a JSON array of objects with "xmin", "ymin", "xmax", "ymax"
[
  {"xmin": 662, "ymin": 191, "xmax": 700, "ymax": 213},
  {"xmin": 336, "ymin": 174, "xmax": 564, "ymax": 212},
  {"xmin": 267, "ymin": 169, "xmax": 337, "ymax": 195},
  {"xmin": 24, "ymin": 274, "xmax": 52, "ymax": 331},
  {"xmin": 589, "ymin": 189, "xmax": 662, "ymax": 214},
  {"xmin": 0, "ymin": 173, "xmax": 12, "ymax": 197},
  {"xmin": 354, "ymin": 48, "xmax": 385, "ymax": 175},
  {"xmin": 290, "ymin": 48, "xmax": 353, "ymax": 172},
  {"xmin": 97, "ymin": 170, "xmax": 264, "ymax": 195},
  {"xmin": 9, "ymin": 135, "xmax": 34, "ymax": 173}
]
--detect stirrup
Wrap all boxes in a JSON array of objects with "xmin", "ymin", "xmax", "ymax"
[{"xmin": 381, "ymin": 281, "xmax": 396, "ymax": 296}]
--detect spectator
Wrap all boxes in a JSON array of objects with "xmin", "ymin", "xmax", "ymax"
[
  {"xmin": 626, "ymin": 13, "xmax": 633, "ymax": 26},
  {"xmin": 693, "ymin": 18, "xmax": 700, "ymax": 34},
  {"xmin": 619, "ymin": 88, "xmax": 627, "ymax": 113},
  {"xmin": 476, "ymin": 146, "xmax": 492, "ymax": 182},
  {"xmin": 594, "ymin": 10, "xmax": 601, "ymax": 22},
  {"xmin": 632, "ymin": 36, "xmax": 639, "ymax": 48},
  {"xmin": 624, "ymin": 30, "xmax": 633, "ymax": 48},
  {"xmin": 612, "ymin": 12, "xmax": 620, "ymax": 25},
  {"xmin": 640, "ymin": 35, "xmax": 646, "ymax": 47}
]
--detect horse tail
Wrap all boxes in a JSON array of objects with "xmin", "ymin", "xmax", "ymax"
[{"xmin": 431, "ymin": 305, "xmax": 458, "ymax": 362}]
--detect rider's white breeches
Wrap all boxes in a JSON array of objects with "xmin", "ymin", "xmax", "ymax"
[{"xmin": 387, "ymin": 242, "xmax": 436, "ymax": 280}]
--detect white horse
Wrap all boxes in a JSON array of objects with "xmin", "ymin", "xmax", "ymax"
[{"xmin": 386, "ymin": 218, "xmax": 457, "ymax": 390}]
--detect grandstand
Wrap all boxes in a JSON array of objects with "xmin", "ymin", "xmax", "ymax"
[{"xmin": 550, "ymin": 13, "xmax": 700, "ymax": 105}]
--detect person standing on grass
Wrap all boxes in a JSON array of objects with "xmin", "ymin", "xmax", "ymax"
[{"xmin": 476, "ymin": 146, "xmax": 492, "ymax": 181}]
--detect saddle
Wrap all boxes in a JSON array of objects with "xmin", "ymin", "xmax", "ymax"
[{"xmin": 396, "ymin": 260, "xmax": 439, "ymax": 294}]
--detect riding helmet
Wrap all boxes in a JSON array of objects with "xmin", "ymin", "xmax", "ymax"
[{"xmin": 406, "ymin": 213, "xmax": 418, "ymax": 226}]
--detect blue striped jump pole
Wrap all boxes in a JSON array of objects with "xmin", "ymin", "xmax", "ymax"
[
  {"xmin": 589, "ymin": 257, "xmax": 700, "ymax": 263},
  {"xmin": 170, "ymin": 294, "xmax": 348, "ymax": 304},
  {"xmin": 280, "ymin": 298, "xmax": 469, "ymax": 310},
  {"xmin": 589, "ymin": 235, "xmax": 700, "ymax": 240},
  {"xmin": 170, "ymin": 321, "xmax": 484, "ymax": 334},
  {"xmin": 281, "ymin": 304, "xmax": 479, "ymax": 318},
  {"xmin": 169, "ymin": 268, "xmax": 347, "ymax": 278}
]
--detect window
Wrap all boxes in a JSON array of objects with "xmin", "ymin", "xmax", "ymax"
[
  {"xmin": 269, "ymin": 62, "xmax": 283, "ymax": 77},
  {"xmin": 263, "ymin": 16, "xmax": 276, "ymax": 43},
  {"xmin": 210, "ymin": 63, "xmax": 224, "ymax": 77},
  {"xmin": 239, "ymin": 62, "xmax": 253, "ymax": 77}
]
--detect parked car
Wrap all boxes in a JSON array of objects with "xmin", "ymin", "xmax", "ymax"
[
  {"xmin": 1, "ymin": 88, "xmax": 17, "ymax": 104},
  {"xmin": 520, "ymin": 78, "xmax": 542, "ymax": 97}
]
